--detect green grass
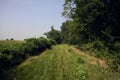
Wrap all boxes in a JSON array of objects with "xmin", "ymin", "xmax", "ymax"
[{"xmin": 8, "ymin": 45, "xmax": 120, "ymax": 80}]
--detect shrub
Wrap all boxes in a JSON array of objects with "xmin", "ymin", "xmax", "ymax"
[
  {"xmin": 77, "ymin": 57, "xmax": 85, "ymax": 64},
  {"xmin": 0, "ymin": 37, "xmax": 54, "ymax": 72}
]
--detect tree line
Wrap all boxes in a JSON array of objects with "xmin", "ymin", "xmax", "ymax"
[
  {"xmin": 45, "ymin": 0, "xmax": 120, "ymax": 71},
  {"xmin": 0, "ymin": 0, "xmax": 120, "ymax": 79}
]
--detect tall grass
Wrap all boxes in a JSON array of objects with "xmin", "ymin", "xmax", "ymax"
[{"xmin": 7, "ymin": 45, "xmax": 120, "ymax": 80}]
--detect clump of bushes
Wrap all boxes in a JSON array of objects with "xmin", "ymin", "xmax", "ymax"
[
  {"xmin": 80, "ymin": 39, "xmax": 120, "ymax": 72},
  {"xmin": 0, "ymin": 37, "xmax": 56, "ymax": 75}
]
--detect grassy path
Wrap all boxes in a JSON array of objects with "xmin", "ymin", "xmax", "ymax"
[{"xmin": 9, "ymin": 45, "xmax": 120, "ymax": 80}]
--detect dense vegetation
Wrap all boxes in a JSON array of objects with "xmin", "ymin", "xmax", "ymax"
[
  {"xmin": 6, "ymin": 45, "xmax": 120, "ymax": 80},
  {"xmin": 0, "ymin": 0, "xmax": 120, "ymax": 79},
  {"xmin": 0, "ymin": 37, "xmax": 56, "ymax": 79},
  {"xmin": 45, "ymin": 0, "xmax": 120, "ymax": 71},
  {"xmin": 44, "ymin": 26, "xmax": 61, "ymax": 44}
]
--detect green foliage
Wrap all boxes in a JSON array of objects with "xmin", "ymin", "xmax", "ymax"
[
  {"xmin": 8, "ymin": 45, "xmax": 119, "ymax": 80},
  {"xmin": 44, "ymin": 26, "xmax": 61, "ymax": 44},
  {"xmin": 0, "ymin": 37, "xmax": 54, "ymax": 79},
  {"xmin": 63, "ymin": 0, "xmax": 120, "ymax": 43},
  {"xmin": 75, "ymin": 65, "xmax": 88, "ymax": 80},
  {"xmin": 61, "ymin": 0, "xmax": 120, "ymax": 72},
  {"xmin": 81, "ymin": 40, "xmax": 120, "ymax": 71},
  {"xmin": 48, "ymin": 39, "xmax": 57, "ymax": 45},
  {"xmin": 77, "ymin": 57, "xmax": 85, "ymax": 64},
  {"xmin": 60, "ymin": 20, "xmax": 72, "ymax": 43}
]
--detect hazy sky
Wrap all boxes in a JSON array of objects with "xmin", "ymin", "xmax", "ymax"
[{"xmin": 0, "ymin": 0, "xmax": 65, "ymax": 40}]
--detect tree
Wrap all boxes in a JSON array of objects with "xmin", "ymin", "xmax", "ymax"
[
  {"xmin": 44, "ymin": 26, "xmax": 61, "ymax": 44},
  {"xmin": 10, "ymin": 38, "xmax": 14, "ymax": 40},
  {"xmin": 60, "ymin": 20, "xmax": 82, "ymax": 44},
  {"xmin": 62, "ymin": 0, "xmax": 120, "ymax": 71},
  {"xmin": 60, "ymin": 20, "xmax": 71, "ymax": 43},
  {"xmin": 63, "ymin": 0, "xmax": 120, "ymax": 43}
]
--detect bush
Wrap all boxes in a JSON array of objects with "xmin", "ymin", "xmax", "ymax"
[
  {"xmin": 81, "ymin": 39, "xmax": 120, "ymax": 71},
  {"xmin": 77, "ymin": 57, "xmax": 85, "ymax": 64},
  {"xmin": 0, "ymin": 37, "xmax": 54, "ymax": 74}
]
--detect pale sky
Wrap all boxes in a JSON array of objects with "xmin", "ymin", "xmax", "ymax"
[{"xmin": 0, "ymin": 0, "xmax": 65, "ymax": 40}]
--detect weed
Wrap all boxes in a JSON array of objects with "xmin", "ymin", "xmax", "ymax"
[
  {"xmin": 75, "ymin": 65, "xmax": 88, "ymax": 80},
  {"xmin": 77, "ymin": 57, "xmax": 85, "ymax": 64}
]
